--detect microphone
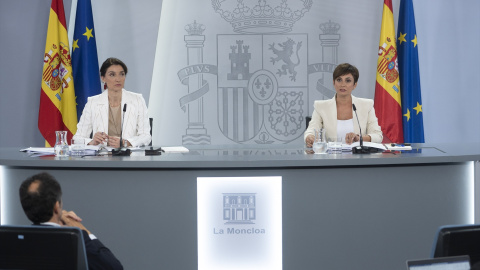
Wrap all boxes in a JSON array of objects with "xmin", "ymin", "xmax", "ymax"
[
  {"xmin": 120, "ymin": 104, "xmax": 126, "ymax": 148},
  {"xmin": 352, "ymin": 104, "xmax": 363, "ymax": 147},
  {"xmin": 352, "ymin": 103, "xmax": 377, "ymax": 154},
  {"xmin": 112, "ymin": 103, "xmax": 131, "ymax": 156}
]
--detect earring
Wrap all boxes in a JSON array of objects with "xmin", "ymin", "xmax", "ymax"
[{"xmin": 103, "ymin": 82, "xmax": 107, "ymax": 90}]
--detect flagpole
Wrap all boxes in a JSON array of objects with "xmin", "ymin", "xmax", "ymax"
[{"xmin": 67, "ymin": 0, "xmax": 78, "ymax": 50}]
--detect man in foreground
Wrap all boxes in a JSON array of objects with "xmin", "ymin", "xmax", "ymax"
[{"xmin": 19, "ymin": 172, "xmax": 123, "ymax": 270}]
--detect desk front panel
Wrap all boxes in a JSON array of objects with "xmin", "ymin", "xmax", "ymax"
[{"xmin": 1, "ymin": 161, "xmax": 472, "ymax": 270}]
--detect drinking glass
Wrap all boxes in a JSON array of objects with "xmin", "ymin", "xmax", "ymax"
[
  {"xmin": 312, "ymin": 129, "xmax": 327, "ymax": 154},
  {"xmin": 328, "ymin": 137, "xmax": 343, "ymax": 155},
  {"xmin": 70, "ymin": 138, "xmax": 85, "ymax": 156}
]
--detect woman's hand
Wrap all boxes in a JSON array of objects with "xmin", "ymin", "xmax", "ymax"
[
  {"xmin": 108, "ymin": 136, "xmax": 121, "ymax": 148},
  {"xmin": 305, "ymin": 134, "xmax": 315, "ymax": 148},
  {"xmin": 345, "ymin": 132, "xmax": 360, "ymax": 145},
  {"xmin": 89, "ymin": 132, "xmax": 108, "ymax": 145}
]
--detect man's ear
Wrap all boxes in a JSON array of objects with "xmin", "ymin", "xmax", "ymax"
[{"xmin": 53, "ymin": 201, "xmax": 61, "ymax": 215}]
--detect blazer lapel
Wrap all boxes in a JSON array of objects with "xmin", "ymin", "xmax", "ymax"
[
  {"xmin": 96, "ymin": 91, "xmax": 109, "ymax": 133},
  {"xmin": 351, "ymin": 95, "xmax": 361, "ymax": 135},
  {"xmin": 120, "ymin": 89, "xmax": 134, "ymax": 138},
  {"xmin": 327, "ymin": 96, "xmax": 338, "ymax": 138}
]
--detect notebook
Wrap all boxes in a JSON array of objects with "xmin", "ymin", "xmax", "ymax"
[{"xmin": 407, "ymin": 255, "xmax": 470, "ymax": 270}]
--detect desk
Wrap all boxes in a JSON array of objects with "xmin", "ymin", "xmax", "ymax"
[{"xmin": 1, "ymin": 144, "xmax": 479, "ymax": 270}]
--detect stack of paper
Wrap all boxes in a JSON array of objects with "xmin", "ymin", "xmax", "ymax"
[
  {"xmin": 384, "ymin": 144, "xmax": 412, "ymax": 151},
  {"xmin": 20, "ymin": 146, "xmax": 99, "ymax": 157},
  {"xmin": 20, "ymin": 147, "xmax": 55, "ymax": 156},
  {"xmin": 162, "ymin": 146, "xmax": 189, "ymax": 153}
]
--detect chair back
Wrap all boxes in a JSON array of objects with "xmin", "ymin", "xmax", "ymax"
[
  {"xmin": 432, "ymin": 224, "xmax": 480, "ymax": 266},
  {"xmin": 0, "ymin": 225, "xmax": 88, "ymax": 270},
  {"xmin": 306, "ymin": 116, "xmax": 312, "ymax": 130}
]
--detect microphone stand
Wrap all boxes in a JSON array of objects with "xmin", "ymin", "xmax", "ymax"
[
  {"xmin": 352, "ymin": 103, "xmax": 378, "ymax": 154},
  {"xmin": 112, "ymin": 104, "xmax": 131, "ymax": 156}
]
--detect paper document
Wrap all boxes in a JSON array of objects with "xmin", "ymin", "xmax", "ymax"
[
  {"xmin": 342, "ymin": 142, "xmax": 387, "ymax": 152},
  {"xmin": 384, "ymin": 144, "xmax": 412, "ymax": 151},
  {"xmin": 20, "ymin": 147, "xmax": 55, "ymax": 154},
  {"xmin": 20, "ymin": 146, "xmax": 98, "ymax": 156},
  {"xmin": 162, "ymin": 146, "xmax": 189, "ymax": 153}
]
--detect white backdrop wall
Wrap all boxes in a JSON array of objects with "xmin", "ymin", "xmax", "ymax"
[
  {"xmin": 0, "ymin": 0, "xmax": 479, "ymax": 148},
  {"xmin": 150, "ymin": 0, "xmax": 396, "ymax": 145},
  {"xmin": 148, "ymin": 0, "xmax": 480, "ymax": 146},
  {"xmin": 413, "ymin": 1, "xmax": 480, "ymax": 144}
]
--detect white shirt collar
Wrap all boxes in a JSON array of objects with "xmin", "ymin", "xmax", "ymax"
[{"xmin": 40, "ymin": 222, "xmax": 61, "ymax": 227}]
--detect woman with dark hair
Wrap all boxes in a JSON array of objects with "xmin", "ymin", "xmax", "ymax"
[
  {"xmin": 73, "ymin": 57, "xmax": 151, "ymax": 147},
  {"xmin": 304, "ymin": 63, "xmax": 382, "ymax": 147}
]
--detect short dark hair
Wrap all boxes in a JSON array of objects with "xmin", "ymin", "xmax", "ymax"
[
  {"xmin": 19, "ymin": 172, "xmax": 62, "ymax": 224},
  {"xmin": 100, "ymin": 57, "xmax": 128, "ymax": 77},
  {"xmin": 333, "ymin": 63, "xmax": 359, "ymax": 84}
]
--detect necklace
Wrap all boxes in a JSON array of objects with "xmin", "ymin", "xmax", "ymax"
[{"xmin": 109, "ymin": 101, "xmax": 121, "ymax": 107}]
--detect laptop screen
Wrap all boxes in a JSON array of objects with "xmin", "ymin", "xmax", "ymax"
[{"xmin": 407, "ymin": 256, "xmax": 470, "ymax": 270}]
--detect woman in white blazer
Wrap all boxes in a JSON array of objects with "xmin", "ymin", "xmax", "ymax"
[
  {"xmin": 73, "ymin": 58, "xmax": 151, "ymax": 148},
  {"xmin": 305, "ymin": 63, "xmax": 382, "ymax": 147}
]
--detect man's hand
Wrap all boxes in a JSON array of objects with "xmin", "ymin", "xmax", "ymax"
[
  {"xmin": 61, "ymin": 210, "xmax": 91, "ymax": 235},
  {"xmin": 62, "ymin": 210, "xmax": 82, "ymax": 222}
]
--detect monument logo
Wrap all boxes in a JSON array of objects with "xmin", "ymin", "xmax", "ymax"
[
  {"xmin": 223, "ymin": 193, "xmax": 256, "ymax": 224},
  {"xmin": 213, "ymin": 192, "xmax": 265, "ymax": 235}
]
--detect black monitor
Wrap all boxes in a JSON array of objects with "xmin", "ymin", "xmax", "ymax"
[
  {"xmin": 432, "ymin": 224, "xmax": 480, "ymax": 267},
  {"xmin": 0, "ymin": 225, "xmax": 88, "ymax": 270}
]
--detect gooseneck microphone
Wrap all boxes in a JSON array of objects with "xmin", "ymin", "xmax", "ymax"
[
  {"xmin": 119, "ymin": 104, "xmax": 127, "ymax": 148},
  {"xmin": 112, "ymin": 103, "xmax": 131, "ymax": 156},
  {"xmin": 352, "ymin": 104, "xmax": 364, "ymax": 147},
  {"xmin": 352, "ymin": 103, "xmax": 376, "ymax": 154}
]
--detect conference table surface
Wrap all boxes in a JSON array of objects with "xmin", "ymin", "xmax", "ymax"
[{"xmin": 1, "ymin": 143, "xmax": 479, "ymax": 168}]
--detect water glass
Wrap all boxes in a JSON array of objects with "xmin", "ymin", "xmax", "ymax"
[
  {"xmin": 312, "ymin": 129, "xmax": 327, "ymax": 154},
  {"xmin": 328, "ymin": 137, "xmax": 343, "ymax": 155},
  {"xmin": 70, "ymin": 138, "xmax": 85, "ymax": 156}
]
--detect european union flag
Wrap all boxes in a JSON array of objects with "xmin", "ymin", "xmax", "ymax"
[
  {"xmin": 71, "ymin": 0, "xmax": 101, "ymax": 120},
  {"xmin": 397, "ymin": 0, "xmax": 425, "ymax": 143}
]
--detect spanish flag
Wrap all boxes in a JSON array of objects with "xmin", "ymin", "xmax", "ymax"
[
  {"xmin": 38, "ymin": 0, "xmax": 77, "ymax": 146},
  {"xmin": 374, "ymin": 0, "xmax": 404, "ymax": 143}
]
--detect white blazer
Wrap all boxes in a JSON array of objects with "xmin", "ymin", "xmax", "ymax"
[
  {"xmin": 304, "ymin": 95, "xmax": 383, "ymax": 143},
  {"xmin": 73, "ymin": 89, "xmax": 152, "ymax": 147}
]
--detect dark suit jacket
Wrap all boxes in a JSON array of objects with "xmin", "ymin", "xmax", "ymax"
[{"xmin": 80, "ymin": 230, "xmax": 124, "ymax": 270}]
